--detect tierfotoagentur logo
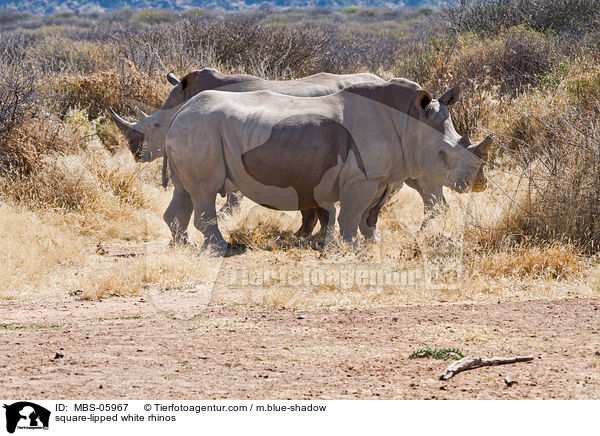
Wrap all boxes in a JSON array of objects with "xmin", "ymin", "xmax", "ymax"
[{"xmin": 3, "ymin": 402, "xmax": 50, "ymax": 434}]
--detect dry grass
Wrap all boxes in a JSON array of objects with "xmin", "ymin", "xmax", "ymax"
[
  {"xmin": 217, "ymin": 182, "xmax": 596, "ymax": 310},
  {"xmin": 1, "ymin": 172, "xmax": 597, "ymax": 308},
  {"xmin": 0, "ymin": 202, "xmax": 86, "ymax": 299},
  {"xmin": 75, "ymin": 245, "xmax": 223, "ymax": 300}
]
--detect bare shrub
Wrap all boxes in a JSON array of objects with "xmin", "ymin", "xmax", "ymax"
[
  {"xmin": 0, "ymin": 111, "xmax": 84, "ymax": 180},
  {"xmin": 117, "ymin": 17, "xmax": 329, "ymax": 78},
  {"xmin": 50, "ymin": 62, "xmax": 169, "ymax": 119},
  {"xmin": 455, "ymin": 27, "xmax": 560, "ymax": 96},
  {"xmin": 0, "ymin": 32, "xmax": 41, "ymax": 65},
  {"xmin": 507, "ymin": 107, "xmax": 600, "ymax": 250},
  {"xmin": 0, "ymin": 110, "xmax": 152, "ymax": 222},
  {"xmin": 94, "ymin": 115, "xmax": 127, "ymax": 153},
  {"xmin": 0, "ymin": 63, "xmax": 38, "ymax": 138},
  {"xmin": 133, "ymin": 8, "xmax": 175, "ymax": 24},
  {"xmin": 391, "ymin": 34, "xmax": 457, "ymax": 92},
  {"xmin": 442, "ymin": 0, "xmax": 600, "ymax": 35},
  {"xmin": 25, "ymin": 36, "xmax": 112, "ymax": 75},
  {"xmin": 321, "ymin": 26, "xmax": 404, "ymax": 73}
]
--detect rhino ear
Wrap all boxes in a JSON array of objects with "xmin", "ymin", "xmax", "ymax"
[
  {"xmin": 439, "ymin": 84, "xmax": 461, "ymax": 106},
  {"xmin": 415, "ymin": 90, "xmax": 432, "ymax": 113},
  {"xmin": 180, "ymin": 76, "xmax": 189, "ymax": 91}
]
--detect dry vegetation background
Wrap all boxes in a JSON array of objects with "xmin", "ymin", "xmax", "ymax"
[{"xmin": 1, "ymin": 1, "xmax": 600, "ymax": 307}]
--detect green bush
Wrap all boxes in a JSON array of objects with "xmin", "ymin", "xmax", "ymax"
[{"xmin": 342, "ymin": 6, "xmax": 360, "ymax": 13}]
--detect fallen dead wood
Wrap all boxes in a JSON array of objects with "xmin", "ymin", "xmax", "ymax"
[{"xmin": 440, "ymin": 355, "xmax": 534, "ymax": 380}]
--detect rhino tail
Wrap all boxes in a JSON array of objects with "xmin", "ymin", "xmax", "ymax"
[{"xmin": 161, "ymin": 151, "xmax": 169, "ymax": 189}]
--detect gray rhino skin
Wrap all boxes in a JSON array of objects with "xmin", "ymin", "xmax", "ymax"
[
  {"xmin": 161, "ymin": 78, "xmax": 492, "ymax": 250},
  {"xmin": 109, "ymin": 69, "xmax": 450, "ymax": 237}
]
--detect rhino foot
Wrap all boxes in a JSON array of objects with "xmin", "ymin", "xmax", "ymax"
[
  {"xmin": 168, "ymin": 236, "xmax": 196, "ymax": 248},
  {"xmin": 224, "ymin": 243, "xmax": 247, "ymax": 257},
  {"xmin": 202, "ymin": 239, "xmax": 247, "ymax": 257}
]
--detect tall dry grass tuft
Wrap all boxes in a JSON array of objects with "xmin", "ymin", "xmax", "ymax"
[{"xmin": 0, "ymin": 202, "xmax": 86, "ymax": 299}]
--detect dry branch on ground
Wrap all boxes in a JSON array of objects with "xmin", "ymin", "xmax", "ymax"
[{"xmin": 440, "ymin": 355, "xmax": 535, "ymax": 380}]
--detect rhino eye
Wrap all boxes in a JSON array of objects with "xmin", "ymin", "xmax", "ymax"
[
  {"xmin": 439, "ymin": 149, "xmax": 449, "ymax": 166},
  {"xmin": 154, "ymin": 123, "xmax": 161, "ymax": 128}
]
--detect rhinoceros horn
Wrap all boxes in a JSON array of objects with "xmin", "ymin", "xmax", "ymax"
[
  {"xmin": 167, "ymin": 72, "xmax": 180, "ymax": 86},
  {"xmin": 108, "ymin": 106, "xmax": 140, "ymax": 139},
  {"xmin": 468, "ymin": 135, "xmax": 494, "ymax": 160}
]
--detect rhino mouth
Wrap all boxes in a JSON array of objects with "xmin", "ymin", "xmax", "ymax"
[
  {"xmin": 128, "ymin": 130, "xmax": 145, "ymax": 161},
  {"xmin": 452, "ymin": 167, "xmax": 487, "ymax": 193},
  {"xmin": 470, "ymin": 167, "xmax": 488, "ymax": 192}
]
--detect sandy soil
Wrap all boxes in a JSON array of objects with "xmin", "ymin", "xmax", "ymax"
[{"xmin": 1, "ymin": 295, "xmax": 598, "ymax": 399}]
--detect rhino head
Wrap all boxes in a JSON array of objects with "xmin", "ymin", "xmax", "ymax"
[
  {"xmin": 108, "ymin": 107, "xmax": 147, "ymax": 161},
  {"xmin": 408, "ymin": 84, "xmax": 493, "ymax": 193},
  {"xmin": 108, "ymin": 72, "xmax": 189, "ymax": 162}
]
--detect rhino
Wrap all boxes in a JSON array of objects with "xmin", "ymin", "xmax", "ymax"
[
  {"xmin": 110, "ymin": 69, "xmax": 451, "ymax": 238},
  {"xmin": 160, "ymin": 78, "xmax": 493, "ymax": 251},
  {"xmin": 109, "ymin": 68, "xmax": 385, "ymax": 163}
]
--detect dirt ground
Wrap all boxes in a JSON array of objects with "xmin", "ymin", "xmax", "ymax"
[{"xmin": 1, "ymin": 295, "xmax": 598, "ymax": 399}]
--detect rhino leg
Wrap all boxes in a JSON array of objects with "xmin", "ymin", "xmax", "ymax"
[
  {"xmin": 359, "ymin": 186, "xmax": 390, "ymax": 241},
  {"xmin": 338, "ymin": 181, "xmax": 379, "ymax": 242},
  {"xmin": 219, "ymin": 191, "xmax": 242, "ymax": 215},
  {"xmin": 164, "ymin": 175, "xmax": 194, "ymax": 245},
  {"xmin": 422, "ymin": 191, "xmax": 447, "ymax": 226},
  {"xmin": 359, "ymin": 211, "xmax": 379, "ymax": 241},
  {"xmin": 296, "ymin": 205, "xmax": 335, "ymax": 238},
  {"xmin": 316, "ymin": 205, "xmax": 336, "ymax": 237},
  {"xmin": 191, "ymin": 192, "xmax": 228, "ymax": 250},
  {"xmin": 296, "ymin": 209, "xmax": 318, "ymax": 237},
  {"xmin": 405, "ymin": 178, "xmax": 447, "ymax": 226}
]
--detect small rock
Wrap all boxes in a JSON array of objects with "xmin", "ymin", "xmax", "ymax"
[
  {"xmin": 297, "ymin": 315, "xmax": 305, "ymax": 320},
  {"xmin": 595, "ymin": 351, "xmax": 600, "ymax": 357},
  {"xmin": 99, "ymin": 385, "xmax": 103, "ymax": 389},
  {"xmin": 69, "ymin": 290, "xmax": 83, "ymax": 297},
  {"xmin": 53, "ymin": 352, "xmax": 64, "ymax": 360},
  {"xmin": 504, "ymin": 375, "xmax": 518, "ymax": 387}
]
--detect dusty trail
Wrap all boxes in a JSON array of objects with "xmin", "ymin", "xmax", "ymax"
[{"xmin": 1, "ymin": 296, "xmax": 598, "ymax": 399}]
